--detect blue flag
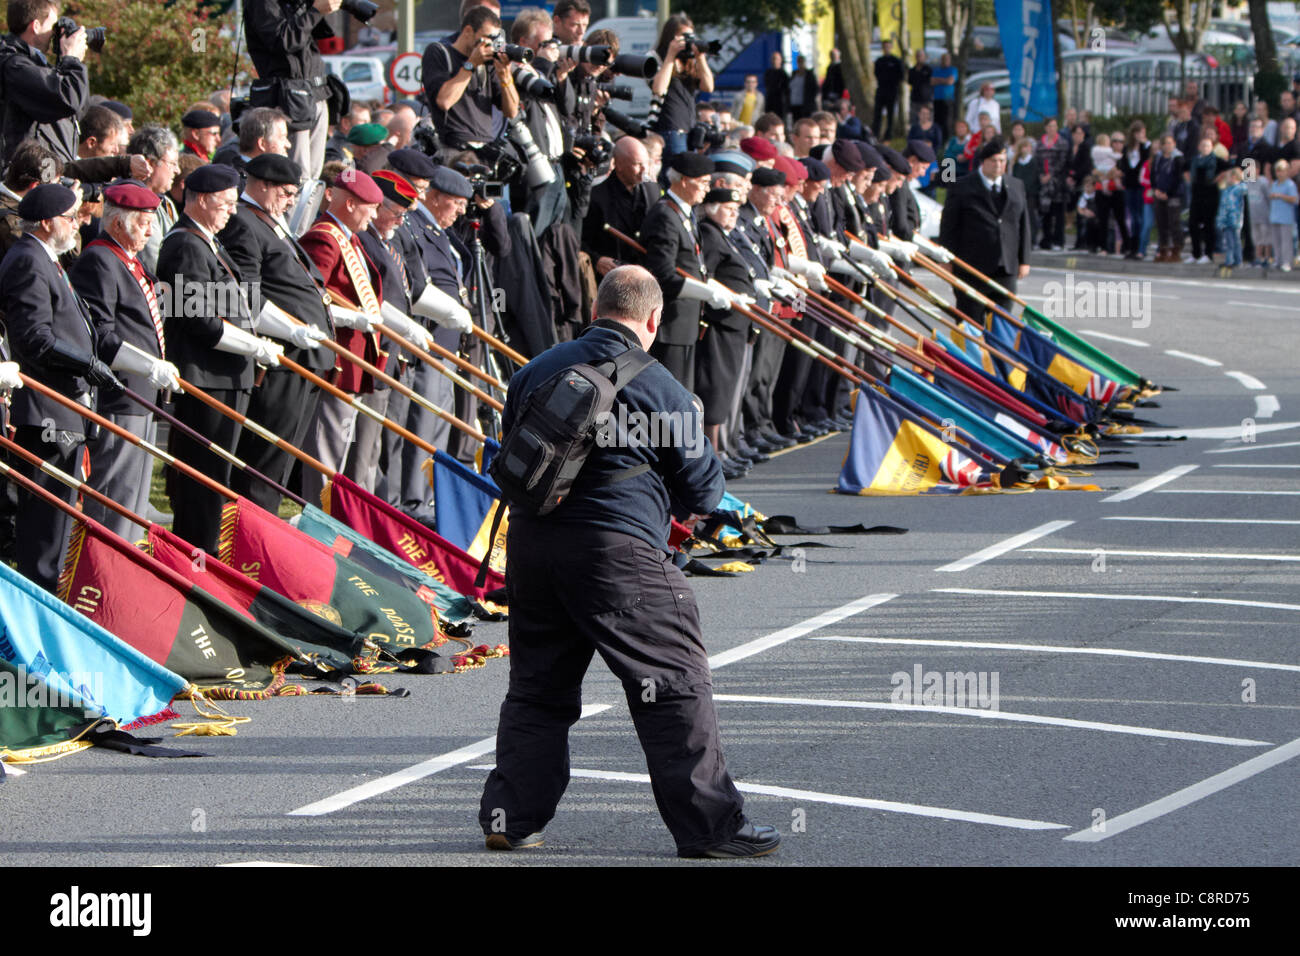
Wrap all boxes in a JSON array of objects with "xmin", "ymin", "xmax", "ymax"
[
  {"xmin": 997, "ymin": 0, "xmax": 1056, "ymax": 122},
  {"xmin": 430, "ymin": 450, "xmax": 506, "ymax": 566},
  {"xmin": 890, "ymin": 367, "xmax": 1039, "ymax": 462}
]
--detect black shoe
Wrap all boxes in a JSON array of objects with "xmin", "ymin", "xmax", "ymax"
[
  {"xmin": 485, "ymin": 831, "xmax": 545, "ymax": 851},
  {"xmin": 721, "ymin": 461, "xmax": 748, "ymax": 480},
  {"xmin": 761, "ymin": 429, "xmax": 797, "ymax": 449},
  {"xmin": 748, "ymin": 434, "xmax": 779, "ymax": 453},
  {"xmin": 735, "ymin": 439, "xmax": 770, "ymax": 463},
  {"xmin": 831, "ymin": 415, "xmax": 854, "ymax": 430},
  {"xmin": 679, "ymin": 822, "xmax": 781, "ymax": 859}
]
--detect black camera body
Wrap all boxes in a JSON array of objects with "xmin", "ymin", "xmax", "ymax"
[
  {"xmin": 52, "ymin": 17, "xmax": 106, "ymax": 55},
  {"xmin": 596, "ymin": 83, "xmax": 633, "ymax": 102},
  {"xmin": 687, "ymin": 122, "xmax": 725, "ymax": 151},
  {"xmin": 341, "ymin": 0, "xmax": 379, "ymax": 24},
  {"xmin": 677, "ymin": 33, "xmax": 722, "ymax": 61},
  {"xmin": 453, "ymin": 161, "xmax": 507, "ymax": 202},
  {"xmin": 489, "ymin": 35, "xmax": 534, "ymax": 64},
  {"xmin": 572, "ymin": 133, "xmax": 611, "ymax": 167}
]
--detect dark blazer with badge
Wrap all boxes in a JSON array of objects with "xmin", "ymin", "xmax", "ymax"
[
  {"xmin": 638, "ymin": 194, "xmax": 707, "ymax": 347},
  {"xmin": 70, "ymin": 239, "xmax": 165, "ymax": 415},
  {"xmin": 583, "ymin": 176, "xmax": 659, "ymax": 265},
  {"xmin": 157, "ymin": 214, "xmax": 257, "ymax": 390},
  {"xmin": 699, "ymin": 218, "xmax": 756, "ymax": 331},
  {"xmin": 832, "ymin": 184, "xmax": 863, "ymax": 242},
  {"xmin": 888, "ymin": 183, "xmax": 922, "ymax": 241},
  {"xmin": 219, "ymin": 200, "xmax": 335, "ymax": 374},
  {"xmin": 358, "ymin": 225, "xmax": 414, "ymax": 366},
  {"xmin": 403, "ymin": 205, "xmax": 470, "ymax": 354},
  {"xmin": 0, "ymin": 233, "xmax": 100, "ymax": 430},
  {"xmin": 938, "ymin": 170, "xmax": 1031, "ymax": 278}
]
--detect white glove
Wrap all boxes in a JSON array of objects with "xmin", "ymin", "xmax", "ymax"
[
  {"xmin": 680, "ymin": 276, "xmax": 732, "ymax": 311},
  {"xmin": 706, "ymin": 278, "xmax": 741, "ymax": 310},
  {"xmin": 916, "ymin": 237, "xmax": 953, "ymax": 263},
  {"xmin": 329, "ymin": 304, "xmax": 375, "ymax": 333},
  {"xmin": 828, "ymin": 256, "xmax": 860, "ymax": 278},
  {"xmin": 215, "ymin": 322, "xmax": 284, "ymax": 366},
  {"xmin": 111, "ymin": 341, "xmax": 180, "ymax": 390},
  {"xmin": 785, "ymin": 256, "xmax": 828, "ymax": 290},
  {"xmin": 814, "ymin": 234, "xmax": 847, "ymax": 258},
  {"xmin": 879, "ymin": 237, "xmax": 916, "ymax": 263},
  {"xmin": 379, "ymin": 300, "xmax": 436, "ymax": 351},
  {"xmin": 850, "ymin": 242, "xmax": 894, "ymax": 275},
  {"xmin": 732, "ymin": 292, "xmax": 757, "ymax": 308},
  {"xmin": 753, "ymin": 278, "xmax": 773, "ymax": 298},
  {"xmin": 254, "ymin": 300, "xmax": 325, "ymax": 349},
  {"xmin": 770, "ymin": 266, "xmax": 797, "ymax": 285},
  {"xmin": 411, "ymin": 282, "xmax": 472, "ymax": 334},
  {"xmin": 0, "ymin": 361, "xmax": 21, "ymax": 389},
  {"xmin": 770, "ymin": 278, "xmax": 800, "ymax": 300}
]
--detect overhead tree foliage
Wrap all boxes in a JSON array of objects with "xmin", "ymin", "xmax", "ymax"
[
  {"xmin": 681, "ymin": 0, "xmax": 815, "ymax": 34},
  {"xmin": 1248, "ymin": 0, "xmax": 1286, "ymax": 109}
]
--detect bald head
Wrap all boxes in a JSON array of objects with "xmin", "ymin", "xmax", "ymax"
[
  {"xmin": 613, "ymin": 136, "xmax": 649, "ymax": 188},
  {"xmin": 594, "ymin": 265, "xmax": 663, "ymax": 349},
  {"xmin": 387, "ymin": 106, "xmax": 417, "ymax": 148}
]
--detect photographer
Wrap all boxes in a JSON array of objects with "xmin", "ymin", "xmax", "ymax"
[
  {"xmin": 649, "ymin": 13, "xmax": 713, "ymax": 163},
  {"xmin": 0, "ymin": 0, "xmax": 90, "ymax": 165},
  {"xmin": 422, "ymin": 5, "xmax": 520, "ymax": 160},
  {"xmin": 244, "ymin": 0, "xmax": 341, "ymax": 181},
  {"xmin": 507, "ymin": 7, "xmax": 568, "ymax": 232}
]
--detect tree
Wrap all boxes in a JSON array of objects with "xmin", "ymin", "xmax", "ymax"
[
  {"xmin": 935, "ymin": 0, "xmax": 977, "ymax": 126},
  {"xmin": 63, "ymin": 0, "xmax": 249, "ymax": 128},
  {"xmin": 1165, "ymin": 0, "xmax": 1214, "ymax": 85},
  {"xmin": 833, "ymin": 0, "xmax": 875, "ymax": 116},
  {"xmin": 1248, "ymin": 0, "xmax": 1287, "ymax": 110},
  {"xmin": 679, "ymin": 0, "xmax": 812, "ymax": 34}
]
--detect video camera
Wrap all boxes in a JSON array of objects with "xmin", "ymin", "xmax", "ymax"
[
  {"xmin": 678, "ymin": 33, "xmax": 723, "ymax": 60},
  {"xmin": 52, "ymin": 17, "xmax": 105, "ymax": 55},
  {"xmin": 596, "ymin": 83, "xmax": 633, "ymax": 102},
  {"xmin": 455, "ymin": 144, "xmax": 521, "ymax": 201}
]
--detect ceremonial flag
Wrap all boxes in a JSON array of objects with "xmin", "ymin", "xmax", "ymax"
[
  {"xmin": 921, "ymin": 359, "xmax": 1069, "ymax": 462},
  {"xmin": 216, "ymin": 496, "xmax": 447, "ymax": 653},
  {"xmin": 922, "ymin": 338, "xmax": 1061, "ymax": 427},
  {"xmin": 838, "ymin": 388, "xmax": 995, "ymax": 495},
  {"xmin": 56, "ymin": 516, "xmax": 300, "ymax": 693},
  {"xmin": 0, "ymin": 658, "xmax": 112, "ymax": 762},
  {"xmin": 996, "ymin": 0, "xmax": 1056, "ymax": 122},
  {"xmin": 0, "ymin": 561, "xmax": 185, "ymax": 728},
  {"xmin": 146, "ymin": 525, "xmax": 364, "ymax": 672},
  {"xmin": 323, "ymin": 473, "xmax": 505, "ymax": 599},
  {"xmin": 889, "ymin": 367, "xmax": 1039, "ymax": 462},
  {"xmin": 427, "ymin": 450, "xmax": 507, "ymax": 572},
  {"xmin": 294, "ymin": 505, "xmax": 480, "ymax": 623},
  {"xmin": 1021, "ymin": 304, "xmax": 1144, "ymax": 389},
  {"xmin": 988, "ymin": 313, "xmax": 1120, "ymax": 407},
  {"xmin": 935, "ymin": 325, "xmax": 1028, "ymax": 392}
]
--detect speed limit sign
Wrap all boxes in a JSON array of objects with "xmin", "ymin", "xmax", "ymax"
[{"xmin": 390, "ymin": 52, "xmax": 423, "ymax": 95}]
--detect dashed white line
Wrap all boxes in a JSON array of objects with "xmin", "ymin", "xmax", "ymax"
[
  {"xmin": 1077, "ymin": 329, "xmax": 1150, "ymax": 347},
  {"xmin": 1022, "ymin": 547, "xmax": 1300, "ymax": 562},
  {"xmin": 1102, "ymin": 464, "xmax": 1198, "ymax": 502},
  {"xmin": 1212, "ymin": 463, "xmax": 1300, "ymax": 469},
  {"xmin": 1226, "ymin": 300, "xmax": 1296, "ymax": 311},
  {"xmin": 1207, "ymin": 439, "xmax": 1300, "ymax": 455},
  {"xmin": 1164, "ymin": 349, "xmax": 1222, "ymax": 367},
  {"xmin": 1158, "ymin": 489, "xmax": 1300, "ymax": 496},
  {"xmin": 935, "ymin": 520, "xmax": 1073, "ymax": 572},
  {"xmin": 809, "ymin": 635, "xmax": 1300, "ymax": 673},
  {"xmin": 711, "ymin": 694, "xmax": 1270, "ymax": 747},
  {"xmin": 1255, "ymin": 395, "xmax": 1281, "ymax": 419},
  {"xmin": 1103, "ymin": 516, "xmax": 1300, "ymax": 525},
  {"xmin": 934, "ymin": 587, "xmax": 1300, "ymax": 614},
  {"xmin": 467, "ymin": 765, "xmax": 1070, "ymax": 831},
  {"xmin": 707, "ymin": 592, "xmax": 898, "ymax": 668},
  {"xmin": 1064, "ymin": 736, "xmax": 1300, "ymax": 843},
  {"xmin": 1225, "ymin": 370, "xmax": 1267, "ymax": 390},
  {"xmin": 1150, "ymin": 422, "xmax": 1299, "ymax": 439}
]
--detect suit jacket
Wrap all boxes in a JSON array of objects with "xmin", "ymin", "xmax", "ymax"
[
  {"xmin": 583, "ymin": 175, "xmax": 658, "ymax": 265},
  {"xmin": 70, "ymin": 238, "xmax": 166, "ymax": 414},
  {"xmin": 403, "ymin": 203, "xmax": 473, "ymax": 354},
  {"xmin": 157, "ymin": 213, "xmax": 258, "ymax": 390},
  {"xmin": 300, "ymin": 213, "xmax": 387, "ymax": 393},
  {"xmin": 638, "ymin": 194, "xmax": 707, "ymax": 347},
  {"xmin": 730, "ymin": 89, "xmax": 765, "ymax": 122},
  {"xmin": 938, "ymin": 171, "xmax": 1031, "ymax": 278},
  {"xmin": 888, "ymin": 183, "xmax": 922, "ymax": 241},
  {"xmin": 358, "ymin": 225, "xmax": 414, "ymax": 367},
  {"xmin": 0, "ymin": 233, "xmax": 100, "ymax": 430},
  {"xmin": 219, "ymin": 200, "xmax": 335, "ymax": 374},
  {"xmin": 699, "ymin": 218, "xmax": 755, "ymax": 332}
]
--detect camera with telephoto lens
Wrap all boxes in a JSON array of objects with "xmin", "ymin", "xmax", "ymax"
[
  {"xmin": 513, "ymin": 67, "xmax": 555, "ymax": 99},
  {"xmin": 677, "ymin": 33, "xmax": 722, "ymax": 60},
  {"xmin": 341, "ymin": 0, "xmax": 379, "ymax": 23},
  {"xmin": 687, "ymin": 122, "xmax": 725, "ymax": 151},
  {"xmin": 488, "ymin": 34, "xmax": 534, "ymax": 63},
  {"xmin": 603, "ymin": 108, "xmax": 645, "ymax": 139},
  {"xmin": 572, "ymin": 133, "xmax": 611, "ymax": 167},
  {"xmin": 506, "ymin": 115, "xmax": 556, "ymax": 187},
  {"xmin": 596, "ymin": 83, "xmax": 633, "ymax": 102},
  {"xmin": 453, "ymin": 161, "xmax": 508, "ymax": 203},
  {"xmin": 610, "ymin": 52, "xmax": 661, "ymax": 78},
  {"xmin": 556, "ymin": 43, "xmax": 613, "ymax": 66},
  {"xmin": 52, "ymin": 17, "xmax": 105, "ymax": 55}
]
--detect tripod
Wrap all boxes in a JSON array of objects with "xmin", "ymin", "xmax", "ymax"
[{"xmin": 464, "ymin": 213, "xmax": 513, "ymax": 441}]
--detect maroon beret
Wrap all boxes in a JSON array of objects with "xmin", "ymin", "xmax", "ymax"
[
  {"xmin": 740, "ymin": 135, "xmax": 778, "ymax": 161},
  {"xmin": 103, "ymin": 181, "xmax": 161, "ymax": 211},
  {"xmin": 333, "ymin": 168, "xmax": 383, "ymax": 205}
]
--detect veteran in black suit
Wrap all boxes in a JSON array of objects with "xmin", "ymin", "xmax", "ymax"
[
  {"xmin": 0, "ymin": 184, "xmax": 119, "ymax": 591},
  {"xmin": 938, "ymin": 137, "xmax": 1032, "ymax": 325}
]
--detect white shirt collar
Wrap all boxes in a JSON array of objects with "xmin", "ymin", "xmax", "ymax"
[
  {"xmin": 979, "ymin": 170, "xmax": 1003, "ymax": 192},
  {"xmin": 667, "ymin": 189, "xmax": 693, "ymax": 218},
  {"xmin": 32, "ymin": 234, "xmax": 58, "ymax": 262}
]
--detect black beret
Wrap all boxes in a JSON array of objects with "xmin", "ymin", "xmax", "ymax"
[
  {"xmin": 17, "ymin": 183, "xmax": 77, "ymax": 221},
  {"xmin": 669, "ymin": 152, "xmax": 714, "ymax": 178},
  {"xmin": 799, "ymin": 157, "xmax": 830, "ymax": 182},
  {"xmin": 185, "ymin": 163, "xmax": 241, "ymax": 194},
  {"xmin": 831, "ymin": 138, "xmax": 865, "ymax": 172},
  {"xmin": 904, "ymin": 139, "xmax": 936, "ymax": 164},
  {"xmin": 429, "ymin": 166, "xmax": 473, "ymax": 200},
  {"xmin": 703, "ymin": 187, "xmax": 742, "ymax": 204},
  {"xmin": 975, "ymin": 137, "xmax": 1006, "ymax": 164},
  {"xmin": 856, "ymin": 141, "xmax": 884, "ymax": 170},
  {"xmin": 182, "ymin": 109, "xmax": 221, "ymax": 130},
  {"xmin": 245, "ymin": 153, "xmax": 302, "ymax": 185},
  {"xmin": 809, "ymin": 143, "xmax": 831, "ymax": 161},
  {"xmin": 751, "ymin": 166, "xmax": 787, "ymax": 187},
  {"xmin": 102, "ymin": 100, "xmax": 132, "ymax": 121},
  {"xmin": 879, "ymin": 145, "xmax": 910, "ymax": 175},
  {"xmin": 386, "ymin": 148, "xmax": 439, "ymax": 181},
  {"xmin": 873, "ymin": 160, "xmax": 894, "ymax": 180}
]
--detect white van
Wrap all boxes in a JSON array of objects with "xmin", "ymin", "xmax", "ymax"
[{"xmin": 322, "ymin": 55, "xmax": 392, "ymax": 107}]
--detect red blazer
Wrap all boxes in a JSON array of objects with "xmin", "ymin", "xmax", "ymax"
[{"xmin": 300, "ymin": 216, "xmax": 387, "ymax": 394}]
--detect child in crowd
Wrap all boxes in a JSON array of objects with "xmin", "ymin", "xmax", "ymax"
[
  {"xmin": 1268, "ymin": 159, "xmax": 1298, "ymax": 272},
  {"xmin": 1248, "ymin": 160, "xmax": 1273, "ymax": 266},
  {"xmin": 1076, "ymin": 174, "xmax": 1101, "ymax": 252},
  {"xmin": 1215, "ymin": 166, "xmax": 1246, "ymax": 268}
]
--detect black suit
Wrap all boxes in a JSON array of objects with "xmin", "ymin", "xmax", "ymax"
[
  {"xmin": 938, "ymin": 171, "xmax": 1031, "ymax": 323},
  {"xmin": 640, "ymin": 193, "xmax": 708, "ymax": 391},
  {"xmin": 157, "ymin": 214, "xmax": 258, "ymax": 554},
  {"xmin": 583, "ymin": 176, "xmax": 658, "ymax": 267},
  {"xmin": 0, "ymin": 234, "xmax": 101, "ymax": 590},
  {"xmin": 219, "ymin": 199, "xmax": 334, "ymax": 511}
]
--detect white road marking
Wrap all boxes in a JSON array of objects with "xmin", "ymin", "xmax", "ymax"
[
  {"xmin": 1029, "ymin": 265, "xmax": 1298, "ymax": 294},
  {"xmin": 1207, "ymin": 439, "xmax": 1300, "ymax": 454},
  {"xmin": 1158, "ymin": 489, "xmax": 1300, "ymax": 495},
  {"xmin": 1064, "ymin": 736, "xmax": 1300, "ymax": 843},
  {"xmin": 935, "ymin": 587, "xmax": 1300, "ymax": 614},
  {"xmin": 706, "ymin": 592, "xmax": 898, "ymax": 668},
  {"xmin": 935, "ymin": 520, "xmax": 1073, "ymax": 572},
  {"xmin": 286, "ymin": 704, "xmax": 614, "ymax": 816},
  {"xmin": 1024, "ymin": 546, "xmax": 1300, "ymax": 562},
  {"xmin": 809, "ymin": 635, "xmax": 1300, "ymax": 673},
  {"xmin": 1101, "ymin": 464, "xmax": 1198, "ymax": 502},
  {"xmin": 711, "ymin": 694, "xmax": 1269, "ymax": 747},
  {"xmin": 1213, "ymin": 463, "xmax": 1300, "ymax": 469},
  {"xmin": 1104, "ymin": 516, "xmax": 1300, "ymax": 525},
  {"xmin": 1164, "ymin": 349, "xmax": 1222, "ymax": 367},
  {"xmin": 1224, "ymin": 370, "xmax": 1267, "ymax": 390},
  {"xmin": 1144, "ymin": 422, "xmax": 1300, "ymax": 439},
  {"xmin": 1226, "ymin": 300, "xmax": 1297, "ymax": 311},
  {"xmin": 219, "ymin": 861, "xmax": 318, "ymax": 867},
  {"xmin": 468, "ymin": 765, "xmax": 1070, "ymax": 831},
  {"xmin": 0, "ymin": 763, "xmax": 26, "ymax": 776},
  {"xmin": 1076, "ymin": 329, "xmax": 1150, "ymax": 347},
  {"xmin": 1255, "ymin": 395, "xmax": 1281, "ymax": 418}
]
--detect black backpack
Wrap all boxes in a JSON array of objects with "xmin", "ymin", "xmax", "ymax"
[{"xmin": 489, "ymin": 343, "xmax": 654, "ymax": 517}]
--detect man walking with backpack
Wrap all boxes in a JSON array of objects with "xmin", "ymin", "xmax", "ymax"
[{"xmin": 478, "ymin": 265, "xmax": 780, "ymax": 860}]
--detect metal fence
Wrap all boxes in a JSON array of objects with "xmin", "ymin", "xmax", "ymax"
[{"xmin": 1061, "ymin": 58, "xmax": 1260, "ymax": 120}]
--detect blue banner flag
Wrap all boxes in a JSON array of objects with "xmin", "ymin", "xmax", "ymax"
[
  {"xmin": 428, "ymin": 450, "xmax": 506, "ymax": 569},
  {"xmin": 996, "ymin": 0, "xmax": 1057, "ymax": 122}
]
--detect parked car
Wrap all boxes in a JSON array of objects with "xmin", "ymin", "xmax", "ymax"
[
  {"xmin": 1105, "ymin": 53, "xmax": 1251, "ymax": 115},
  {"xmin": 323, "ymin": 55, "xmax": 391, "ymax": 107}
]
